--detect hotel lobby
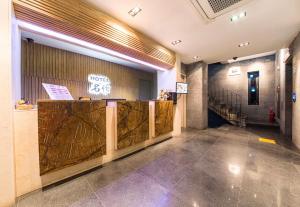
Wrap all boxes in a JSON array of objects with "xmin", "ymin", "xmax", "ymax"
[{"xmin": 1, "ymin": 0, "xmax": 300, "ymax": 207}]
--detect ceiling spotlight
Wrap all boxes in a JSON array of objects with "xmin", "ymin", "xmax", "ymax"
[
  {"xmin": 239, "ymin": 12, "xmax": 246, "ymax": 18},
  {"xmin": 238, "ymin": 42, "xmax": 250, "ymax": 47},
  {"xmin": 128, "ymin": 7, "xmax": 142, "ymax": 17},
  {"xmin": 231, "ymin": 12, "xmax": 246, "ymax": 22},
  {"xmin": 193, "ymin": 56, "xmax": 200, "ymax": 60},
  {"xmin": 171, "ymin": 40, "xmax": 182, "ymax": 46}
]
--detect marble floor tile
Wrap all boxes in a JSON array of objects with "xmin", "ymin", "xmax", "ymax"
[
  {"xmin": 17, "ymin": 126, "xmax": 300, "ymax": 207},
  {"xmin": 137, "ymin": 156, "xmax": 187, "ymax": 189},
  {"xmin": 94, "ymin": 172, "xmax": 170, "ymax": 207},
  {"xmin": 17, "ymin": 177, "xmax": 100, "ymax": 207}
]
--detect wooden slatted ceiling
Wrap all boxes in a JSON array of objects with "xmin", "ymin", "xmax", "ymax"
[{"xmin": 13, "ymin": 0, "xmax": 176, "ymax": 69}]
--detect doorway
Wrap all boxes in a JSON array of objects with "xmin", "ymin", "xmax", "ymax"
[
  {"xmin": 285, "ymin": 57, "xmax": 293, "ymax": 139},
  {"xmin": 139, "ymin": 79, "xmax": 152, "ymax": 100}
]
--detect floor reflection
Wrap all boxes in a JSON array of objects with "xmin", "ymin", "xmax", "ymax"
[{"xmin": 17, "ymin": 125, "xmax": 300, "ymax": 207}]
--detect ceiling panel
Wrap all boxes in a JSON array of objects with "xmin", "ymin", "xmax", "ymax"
[{"xmin": 86, "ymin": 0, "xmax": 300, "ymax": 64}]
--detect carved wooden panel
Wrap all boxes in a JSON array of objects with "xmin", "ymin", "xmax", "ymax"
[
  {"xmin": 117, "ymin": 101, "xmax": 149, "ymax": 150},
  {"xmin": 38, "ymin": 100, "xmax": 106, "ymax": 175},
  {"xmin": 13, "ymin": 0, "xmax": 175, "ymax": 69},
  {"xmin": 155, "ymin": 101, "xmax": 174, "ymax": 137}
]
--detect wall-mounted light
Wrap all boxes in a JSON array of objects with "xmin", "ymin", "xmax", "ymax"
[
  {"xmin": 231, "ymin": 12, "xmax": 246, "ymax": 22},
  {"xmin": 228, "ymin": 164, "xmax": 240, "ymax": 175},
  {"xmin": 128, "ymin": 7, "xmax": 142, "ymax": 17},
  {"xmin": 238, "ymin": 42, "xmax": 250, "ymax": 47},
  {"xmin": 171, "ymin": 40, "xmax": 182, "ymax": 46}
]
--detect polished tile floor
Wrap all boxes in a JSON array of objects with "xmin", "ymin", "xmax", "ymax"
[{"xmin": 17, "ymin": 125, "xmax": 300, "ymax": 207}]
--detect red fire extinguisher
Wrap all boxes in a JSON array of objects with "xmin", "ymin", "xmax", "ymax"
[{"xmin": 269, "ymin": 108, "xmax": 275, "ymax": 123}]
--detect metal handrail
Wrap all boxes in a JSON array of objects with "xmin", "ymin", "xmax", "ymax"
[{"xmin": 208, "ymin": 87, "xmax": 245, "ymax": 126}]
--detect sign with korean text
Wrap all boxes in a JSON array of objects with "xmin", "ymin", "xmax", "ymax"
[{"xmin": 88, "ymin": 74, "xmax": 111, "ymax": 96}]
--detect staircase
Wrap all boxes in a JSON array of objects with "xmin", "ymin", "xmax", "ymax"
[{"xmin": 208, "ymin": 89, "xmax": 247, "ymax": 127}]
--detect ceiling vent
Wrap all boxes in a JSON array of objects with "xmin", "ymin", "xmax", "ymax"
[{"xmin": 189, "ymin": 0, "xmax": 253, "ymax": 21}]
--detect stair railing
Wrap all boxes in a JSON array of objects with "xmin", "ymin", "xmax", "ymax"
[{"xmin": 208, "ymin": 87, "xmax": 244, "ymax": 126}]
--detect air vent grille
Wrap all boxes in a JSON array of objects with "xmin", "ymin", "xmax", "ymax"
[{"xmin": 208, "ymin": 0, "xmax": 242, "ymax": 13}]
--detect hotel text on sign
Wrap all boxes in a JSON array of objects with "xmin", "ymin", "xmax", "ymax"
[{"xmin": 88, "ymin": 74, "xmax": 111, "ymax": 96}]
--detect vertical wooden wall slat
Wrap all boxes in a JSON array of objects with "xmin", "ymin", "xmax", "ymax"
[{"xmin": 21, "ymin": 40, "xmax": 154, "ymax": 104}]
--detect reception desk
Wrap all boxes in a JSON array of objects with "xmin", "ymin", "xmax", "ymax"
[
  {"xmin": 38, "ymin": 100, "xmax": 107, "ymax": 175},
  {"xmin": 117, "ymin": 101, "xmax": 150, "ymax": 150},
  {"xmin": 13, "ymin": 100, "xmax": 174, "ymax": 197}
]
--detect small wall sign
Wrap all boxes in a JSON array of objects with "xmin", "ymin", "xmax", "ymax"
[
  {"xmin": 88, "ymin": 74, "xmax": 111, "ymax": 96},
  {"xmin": 292, "ymin": 92, "xmax": 296, "ymax": 103},
  {"xmin": 228, "ymin": 67, "xmax": 241, "ymax": 76}
]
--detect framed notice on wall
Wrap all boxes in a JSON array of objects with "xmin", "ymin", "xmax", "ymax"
[
  {"xmin": 228, "ymin": 67, "xmax": 241, "ymax": 76},
  {"xmin": 176, "ymin": 82, "xmax": 188, "ymax": 94},
  {"xmin": 42, "ymin": 83, "xmax": 74, "ymax": 100}
]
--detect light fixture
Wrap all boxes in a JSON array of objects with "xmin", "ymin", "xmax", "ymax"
[
  {"xmin": 231, "ymin": 11, "xmax": 246, "ymax": 22},
  {"xmin": 238, "ymin": 42, "xmax": 250, "ymax": 47},
  {"xmin": 193, "ymin": 56, "xmax": 200, "ymax": 60},
  {"xmin": 171, "ymin": 40, "xmax": 182, "ymax": 46},
  {"xmin": 193, "ymin": 201, "xmax": 199, "ymax": 207},
  {"xmin": 128, "ymin": 7, "xmax": 142, "ymax": 17},
  {"xmin": 228, "ymin": 164, "xmax": 240, "ymax": 175}
]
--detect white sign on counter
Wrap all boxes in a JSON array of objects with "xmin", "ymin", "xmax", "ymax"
[{"xmin": 42, "ymin": 83, "xmax": 74, "ymax": 100}]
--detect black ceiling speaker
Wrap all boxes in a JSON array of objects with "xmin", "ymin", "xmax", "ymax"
[{"xmin": 26, "ymin": 38, "xmax": 34, "ymax": 43}]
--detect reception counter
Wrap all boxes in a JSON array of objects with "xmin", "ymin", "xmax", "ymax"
[
  {"xmin": 38, "ymin": 100, "xmax": 107, "ymax": 175},
  {"xmin": 117, "ymin": 101, "xmax": 150, "ymax": 150},
  {"xmin": 13, "ymin": 100, "xmax": 174, "ymax": 197}
]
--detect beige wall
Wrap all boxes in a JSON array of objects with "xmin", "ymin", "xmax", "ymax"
[
  {"xmin": 173, "ymin": 54, "xmax": 183, "ymax": 135},
  {"xmin": 21, "ymin": 41, "xmax": 155, "ymax": 104},
  {"xmin": 292, "ymin": 33, "xmax": 300, "ymax": 148},
  {"xmin": 208, "ymin": 56, "xmax": 276, "ymax": 124},
  {"xmin": 0, "ymin": 0, "xmax": 16, "ymax": 206}
]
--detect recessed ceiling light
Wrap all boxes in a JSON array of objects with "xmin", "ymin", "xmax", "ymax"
[
  {"xmin": 193, "ymin": 56, "xmax": 200, "ymax": 60},
  {"xmin": 231, "ymin": 12, "xmax": 246, "ymax": 22},
  {"xmin": 128, "ymin": 7, "xmax": 142, "ymax": 17},
  {"xmin": 238, "ymin": 42, "xmax": 250, "ymax": 47},
  {"xmin": 171, "ymin": 40, "xmax": 182, "ymax": 45}
]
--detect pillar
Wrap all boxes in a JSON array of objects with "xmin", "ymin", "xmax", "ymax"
[
  {"xmin": 186, "ymin": 61, "xmax": 208, "ymax": 129},
  {"xmin": 0, "ymin": 0, "xmax": 16, "ymax": 206}
]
